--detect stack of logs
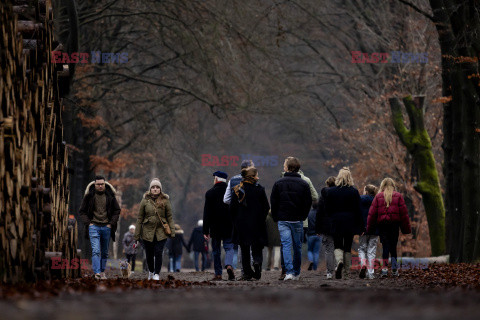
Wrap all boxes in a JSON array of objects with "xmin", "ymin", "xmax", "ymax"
[{"xmin": 0, "ymin": 0, "xmax": 79, "ymax": 283}]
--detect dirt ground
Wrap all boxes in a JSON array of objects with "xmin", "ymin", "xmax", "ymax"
[{"xmin": 1, "ymin": 265, "xmax": 479, "ymax": 320}]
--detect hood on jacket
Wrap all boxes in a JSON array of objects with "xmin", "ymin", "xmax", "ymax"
[
  {"xmin": 143, "ymin": 191, "xmax": 170, "ymax": 200},
  {"xmin": 84, "ymin": 180, "xmax": 117, "ymax": 196}
]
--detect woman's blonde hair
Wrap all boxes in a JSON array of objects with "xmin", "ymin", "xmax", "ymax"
[
  {"xmin": 379, "ymin": 178, "xmax": 396, "ymax": 207},
  {"xmin": 335, "ymin": 167, "xmax": 354, "ymax": 187}
]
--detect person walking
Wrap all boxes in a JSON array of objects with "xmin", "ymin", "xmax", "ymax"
[
  {"xmin": 79, "ymin": 176, "xmax": 121, "ymax": 280},
  {"xmin": 223, "ymin": 159, "xmax": 255, "ymax": 273},
  {"xmin": 133, "ymin": 178, "xmax": 175, "ymax": 280},
  {"xmin": 167, "ymin": 224, "xmax": 189, "ymax": 272},
  {"xmin": 323, "ymin": 168, "xmax": 363, "ymax": 279},
  {"xmin": 358, "ymin": 185, "xmax": 379, "ymax": 279},
  {"xmin": 306, "ymin": 203, "xmax": 321, "ymax": 271},
  {"xmin": 271, "ymin": 157, "xmax": 312, "ymax": 281},
  {"xmin": 265, "ymin": 211, "xmax": 281, "ymax": 271},
  {"xmin": 203, "ymin": 171, "xmax": 235, "ymax": 281},
  {"xmin": 367, "ymin": 178, "xmax": 411, "ymax": 277},
  {"xmin": 315, "ymin": 176, "xmax": 336, "ymax": 279},
  {"xmin": 230, "ymin": 167, "xmax": 270, "ymax": 280},
  {"xmin": 188, "ymin": 220, "xmax": 208, "ymax": 271},
  {"xmin": 123, "ymin": 225, "xmax": 137, "ymax": 273}
]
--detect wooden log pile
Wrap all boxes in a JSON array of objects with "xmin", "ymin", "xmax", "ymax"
[{"xmin": 0, "ymin": 0, "xmax": 79, "ymax": 283}]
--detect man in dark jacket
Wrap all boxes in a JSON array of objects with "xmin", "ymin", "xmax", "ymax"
[
  {"xmin": 271, "ymin": 157, "xmax": 312, "ymax": 281},
  {"xmin": 203, "ymin": 171, "xmax": 235, "ymax": 281},
  {"xmin": 79, "ymin": 176, "xmax": 120, "ymax": 280},
  {"xmin": 188, "ymin": 220, "xmax": 208, "ymax": 271}
]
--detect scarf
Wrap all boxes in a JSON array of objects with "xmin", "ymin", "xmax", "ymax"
[
  {"xmin": 233, "ymin": 176, "xmax": 257, "ymax": 205},
  {"xmin": 148, "ymin": 192, "xmax": 166, "ymax": 208}
]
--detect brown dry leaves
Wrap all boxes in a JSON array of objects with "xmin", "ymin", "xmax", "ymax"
[
  {"xmin": 0, "ymin": 275, "xmax": 213, "ymax": 300},
  {"xmin": 402, "ymin": 263, "xmax": 480, "ymax": 289}
]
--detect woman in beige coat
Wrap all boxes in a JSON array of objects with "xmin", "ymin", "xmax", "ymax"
[{"xmin": 134, "ymin": 178, "xmax": 175, "ymax": 280}]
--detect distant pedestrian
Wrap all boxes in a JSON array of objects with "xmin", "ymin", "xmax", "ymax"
[
  {"xmin": 271, "ymin": 157, "xmax": 312, "ymax": 281},
  {"xmin": 315, "ymin": 176, "xmax": 337, "ymax": 279},
  {"xmin": 79, "ymin": 176, "xmax": 120, "ymax": 280},
  {"xmin": 323, "ymin": 168, "xmax": 363, "ymax": 279},
  {"xmin": 358, "ymin": 185, "xmax": 379, "ymax": 279},
  {"xmin": 203, "ymin": 171, "xmax": 235, "ymax": 281},
  {"xmin": 367, "ymin": 178, "xmax": 411, "ymax": 277},
  {"xmin": 265, "ymin": 211, "xmax": 281, "ymax": 271},
  {"xmin": 306, "ymin": 203, "xmax": 321, "ymax": 271},
  {"xmin": 167, "ymin": 224, "xmax": 189, "ymax": 272},
  {"xmin": 133, "ymin": 178, "xmax": 175, "ymax": 281},
  {"xmin": 123, "ymin": 225, "xmax": 137, "ymax": 273},
  {"xmin": 230, "ymin": 167, "xmax": 270, "ymax": 280},
  {"xmin": 188, "ymin": 220, "xmax": 208, "ymax": 271}
]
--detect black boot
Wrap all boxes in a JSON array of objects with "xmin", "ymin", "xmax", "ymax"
[{"xmin": 253, "ymin": 263, "xmax": 261, "ymax": 280}]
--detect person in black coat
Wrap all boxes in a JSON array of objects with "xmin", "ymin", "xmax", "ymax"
[
  {"xmin": 271, "ymin": 157, "xmax": 312, "ymax": 281},
  {"xmin": 230, "ymin": 167, "xmax": 270, "ymax": 280},
  {"xmin": 188, "ymin": 220, "xmax": 208, "ymax": 271},
  {"xmin": 203, "ymin": 171, "xmax": 235, "ymax": 281},
  {"xmin": 323, "ymin": 167, "xmax": 363, "ymax": 279},
  {"xmin": 315, "ymin": 176, "xmax": 336, "ymax": 279}
]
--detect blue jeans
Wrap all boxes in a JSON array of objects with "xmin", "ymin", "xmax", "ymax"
[
  {"xmin": 278, "ymin": 221, "xmax": 303, "ymax": 276},
  {"xmin": 169, "ymin": 254, "xmax": 182, "ymax": 271},
  {"xmin": 89, "ymin": 225, "xmax": 111, "ymax": 274},
  {"xmin": 232, "ymin": 244, "xmax": 238, "ymax": 269},
  {"xmin": 194, "ymin": 251, "xmax": 207, "ymax": 271},
  {"xmin": 211, "ymin": 238, "xmax": 234, "ymax": 275},
  {"xmin": 307, "ymin": 235, "xmax": 322, "ymax": 270}
]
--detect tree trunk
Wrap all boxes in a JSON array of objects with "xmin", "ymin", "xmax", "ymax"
[
  {"xmin": 389, "ymin": 96, "xmax": 446, "ymax": 256},
  {"xmin": 428, "ymin": 0, "xmax": 480, "ymax": 262}
]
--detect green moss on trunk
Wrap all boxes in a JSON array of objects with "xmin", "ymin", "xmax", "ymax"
[{"xmin": 389, "ymin": 96, "xmax": 446, "ymax": 256}]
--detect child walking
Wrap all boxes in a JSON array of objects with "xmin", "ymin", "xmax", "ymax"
[
  {"xmin": 358, "ymin": 185, "xmax": 378, "ymax": 279},
  {"xmin": 366, "ymin": 178, "xmax": 411, "ymax": 277}
]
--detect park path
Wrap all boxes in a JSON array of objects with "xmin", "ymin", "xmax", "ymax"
[{"xmin": 1, "ymin": 268, "xmax": 479, "ymax": 320}]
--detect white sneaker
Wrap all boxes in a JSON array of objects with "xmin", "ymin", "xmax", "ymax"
[
  {"xmin": 292, "ymin": 275, "xmax": 300, "ymax": 281},
  {"xmin": 131, "ymin": 271, "xmax": 135, "ymax": 275},
  {"xmin": 326, "ymin": 273, "xmax": 333, "ymax": 280},
  {"xmin": 366, "ymin": 273, "xmax": 376, "ymax": 280},
  {"xmin": 100, "ymin": 272, "xmax": 107, "ymax": 280},
  {"xmin": 284, "ymin": 274, "xmax": 294, "ymax": 281},
  {"xmin": 152, "ymin": 273, "xmax": 160, "ymax": 281},
  {"xmin": 148, "ymin": 271, "xmax": 154, "ymax": 280},
  {"xmin": 381, "ymin": 268, "xmax": 388, "ymax": 278}
]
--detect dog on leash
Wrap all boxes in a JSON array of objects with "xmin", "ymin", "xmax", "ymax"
[{"xmin": 119, "ymin": 260, "xmax": 132, "ymax": 279}]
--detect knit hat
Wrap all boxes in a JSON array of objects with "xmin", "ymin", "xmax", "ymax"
[
  {"xmin": 149, "ymin": 178, "xmax": 162, "ymax": 190},
  {"xmin": 129, "ymin": 225, "xmax": 136, "ymax": 230},
  {"xmin": 197, "ymin": 220, "xmax": 203, "ymax": 227}
]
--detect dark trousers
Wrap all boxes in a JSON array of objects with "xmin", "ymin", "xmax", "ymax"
[
  {"xmin": 240, "ymin": 244, "xmax": 263, "ymax": 277},
  {"xmin": 379, "ymin": 223, "xmax": 400, "ymax": 269},
  {"xmin": 126, "ymin": 254, "xmax": 136, "ymax": 271},
  {"xmin": 333, "ymin": 233, "xmax": 354, "ymax": 252},
  {"xmin": 143, "ymin": 237, "xmax": 167, "ymax": 274},
  {"xmin": 194, "ymin": 251, "xmax": 207, "ymax": 271}
]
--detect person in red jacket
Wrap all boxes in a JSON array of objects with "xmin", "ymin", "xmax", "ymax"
[{"xmin": 366, "ymin": 178, "xmax": 411, "ymax": 277}]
